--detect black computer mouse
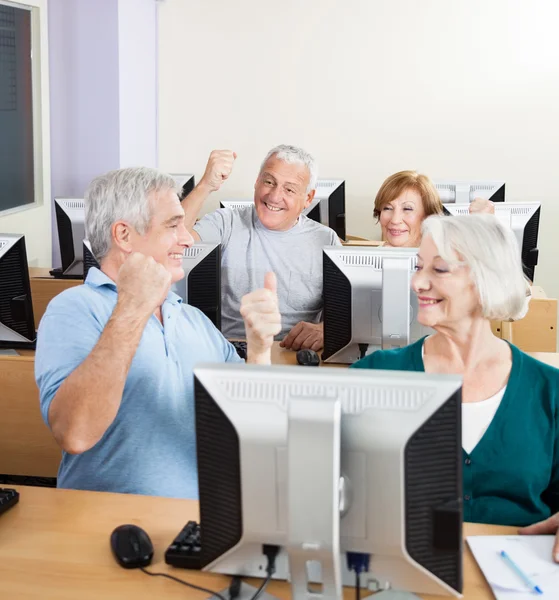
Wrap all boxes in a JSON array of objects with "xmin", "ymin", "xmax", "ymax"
[
  {"xmin": 296, "ymin": 349, "xmax": 320, "ymax": 367},
  {"xmin": 110, "ymin": 524, "xmax": 154, "ymax": 569}
]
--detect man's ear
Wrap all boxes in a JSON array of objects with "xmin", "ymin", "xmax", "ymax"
[
  {"xmin": 303, "ymin": 189, "xmax": 316, "ymax": 209},
  {"xmin": 112, "ymin": 221, "xmax": 133, "ymax": 254}
]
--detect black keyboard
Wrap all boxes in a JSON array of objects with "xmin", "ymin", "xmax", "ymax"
[
  {"xmin": 165, "ymin": 520, "xmax": 203, "ymax": 569},
  {"xmin": 0, "ymin": 488, "xmax": 19, "ymax": 516},
  {"xmin": 230, "ymin": 340, "xmax": 247, "ymax": 360}
]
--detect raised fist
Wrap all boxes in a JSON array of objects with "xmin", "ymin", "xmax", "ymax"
[
  {"xmin": 116, "ymin": 252, "xmax": 172, "ymax": 315},
  {"xmin": 200, "ymin": 149, "xmax": 237, "ymax": 193}
]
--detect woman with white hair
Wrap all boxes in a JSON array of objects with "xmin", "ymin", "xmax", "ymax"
[{"xmin": 351, "ymin": 214, "xmax": 559, "ymax": 559}]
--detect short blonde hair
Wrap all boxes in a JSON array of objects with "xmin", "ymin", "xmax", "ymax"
[
  {"xmin": 422, "ymin": 215, "xmax": 530, "ymax": 321},
  {"xmin": 373, "ymin": 170, "xmax": 443, "ymax": 220}
]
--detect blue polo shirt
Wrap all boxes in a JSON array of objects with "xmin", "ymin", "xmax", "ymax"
[{"xmin": 35, "ymin": 267, "xmax": 242, "ymax": 499}]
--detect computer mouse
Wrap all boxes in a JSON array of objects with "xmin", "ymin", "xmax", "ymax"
[
  {"xmin": 110, "ymin": 524, "xmax": 154, "ymax": 569},
  {"xmin": 296, "ymin": 349, "xmax": 320, "ymax": 367}
]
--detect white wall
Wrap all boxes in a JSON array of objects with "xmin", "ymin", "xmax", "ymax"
[
  {"xmin": 0, "ymin": 0, "xmax": 51, "ymax": 267},
  {"xmin": 158, "ymin": 0, "xmax": 559, "ymax": 299},
  {"xmin": 48, "ymin": 0, "xmax": 158, "ymax": 268},
  {"xmin": 118, "ymin": 0, "xmax": 158, "ymax": 168}
]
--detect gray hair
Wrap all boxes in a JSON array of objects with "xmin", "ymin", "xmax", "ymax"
[
  {"xmin": 259, "ymin": 144, "xmax": 318, "ymax": 192},
  {"xmin": 422, "ymin": 214, "xmax": 530, "ymax": 321},
  {"xmin": 85, "ymin": 167, "xmax": 177, "ymax": 261}
]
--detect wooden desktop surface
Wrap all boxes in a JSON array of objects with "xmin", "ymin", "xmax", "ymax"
[{"xmin": 0, "ymin": 485, "xmax": 512, "ymax": 599}]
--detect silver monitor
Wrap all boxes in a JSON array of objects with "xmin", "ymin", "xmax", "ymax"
[
  {"xmin": 53, "ymin": 198, "xmax": 85, "ymax": 278},
  {"xmin": 0, "ymin": 234, "xmax": 36, "ymax": 349},
  {"xmin": 219, "ymin": 179, "xmax": 346, "ymax": 238},
  {"xmin": 172, "ymin": 242, "xmax": 221, "ymax": 329},
  {"xmin": 180, "ymin": 363, "xmax": 463, "ymax": 598},
  {"xmin": 219, "ymin": 199, "xmax": 253, "ymax": 210},
  {"xmin": 444, "ymin": 202, "xmax": 541, "ymax": 282},
  {"xmin": 435, "ymin": 180, "xmax": 505, "ymax": 204},
  {"xmin": 322, "ymin": 246, "xmax": 432, "ymax": 364},
  {"xmin": 170, "ymin": 173, "xmax": 195, "ymax": 201}
]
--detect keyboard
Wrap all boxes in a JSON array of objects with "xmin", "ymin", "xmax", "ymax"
[
  {"xmin": 165, "ymin": 520, "xmax": 203, "ymax": 569},
  {"xmin": 230, "ymin": 340, "xmax": 247, "ymax": 360},
  {"xmin": 0, "ymin": 488, "xmax": 19, "ymax": 516}
]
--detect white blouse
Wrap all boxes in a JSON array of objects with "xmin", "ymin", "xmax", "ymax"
[{"xmin": 421, "ymin": 342, "xmax": 506, "ymax": 454}]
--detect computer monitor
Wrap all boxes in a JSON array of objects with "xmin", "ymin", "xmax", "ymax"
[
  {"xmin": 435, "ymin": 180, "xmax": 505, "ymax": 204},
  {"xmin": 0, "ymin": 234, "xmax": 36, "ymax": 349},
  {"xmin": 219, "ymin": 199, "xmax": 253, "ymax": 210},
  {"xmin": 322, "ymin": 246, "xmax": 432, "ymax": 364},
  {"xmin": 307, "ymin": 179, "xmax": 346, "ymax": 240},
  {"xmin": 444, "ymin": 202, "xmax": 541, "ymax": 282},
  {"xmin": 53, "ymin": 197, "xmax": 85, "ymax": 279},
  {"xmin": 82, "ymin": 240, "xmax": 100, "ymax": 281},
  {"xmin": 176, "ymin": 363, "xmax": 463, "ymax": 598},
  {"xmin": 219, "ymin": 179, "xmax": 346, "ymax": 239},
  {"xmin": 170, "ymin": 174, "xmax": 195, "ymax": 201},
  {"xmin": 172, "ymin": 242, "xmax": 221, "ymax": 329}
]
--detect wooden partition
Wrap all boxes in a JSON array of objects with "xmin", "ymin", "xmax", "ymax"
[
  {"xmin": 0, "ymin": 353, "xmax": 61, "ymax": 478},
  {"xmin": 494, "ymin": 286, "xmax": 557, "ymax": 352},
  {"xmin": 29, "ymin": 268, "xmax": 81, "ymax": 329}
]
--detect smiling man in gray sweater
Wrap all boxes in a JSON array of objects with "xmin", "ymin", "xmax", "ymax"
[{"xmin": 183, "ymin": 144, "xmax": 341, "ymax": 352}]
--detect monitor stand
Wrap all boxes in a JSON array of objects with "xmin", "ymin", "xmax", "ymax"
[
  {"xmin": 364, "ymin": 591, "xmax": 421, "ymax": 599},
  {"xmin": 210, "ymin": 585, "xmax": 422, "ymax": 599},
  {"xmin": 214, "ymin": 582, "xmax": 279, "ymax": 600}
]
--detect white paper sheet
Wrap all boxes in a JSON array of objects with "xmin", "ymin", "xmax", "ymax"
[{"xmin": 467, "ymin": 535, "xmax": 559, "ymax": 599}]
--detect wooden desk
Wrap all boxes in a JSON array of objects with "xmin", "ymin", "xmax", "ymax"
[
  {"xmin": 491, "ymin": 286, "xmax": 557, "ymax": 352},
  {"xmin": 271, "ymin": 342, "xmax": 346, "ymax": 368},
  {"xmin": 27, "ymin": 267, "xmax": 557, "ymax": 353},
  {"xmin": 2, "ymin": 344, "xmax": 558, "ymax": 479},
  {"xmin": 28, "ymin": 267, "xmax": 81, "ymax": 329},
  {"xmin": 0, "ymin": 353, "xmax": 61, "ymax": 478},
  {"xmin": 0, "ymin": 485, "xmax": 511, "ymax": 599},
  {"xmin": 0, "ymin": 343, "xmax": 338, "ymax": 479},
  {"xmin": 342, "ymin": 239, "xmax": 384, "ymax": 247}
]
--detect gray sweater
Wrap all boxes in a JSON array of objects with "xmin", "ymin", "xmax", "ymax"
[{"xmin": 194, "ymin": 205, "xmax": 341, "ymax": 339}]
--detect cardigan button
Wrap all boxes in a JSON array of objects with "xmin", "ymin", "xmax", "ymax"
[
  {"xmin": 464, "ymin": 495, "xmax": 471, "ymax": 501},
  {"xmin": 465, "ymin": 458, "xmax": 472, "ymax": 465}
]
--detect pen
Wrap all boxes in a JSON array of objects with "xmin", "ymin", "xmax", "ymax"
[{"xmin": 499, "ymin": 550, "xmax": 544, "ymax": 595}]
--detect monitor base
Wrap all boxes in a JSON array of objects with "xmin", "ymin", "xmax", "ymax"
[
  {"xmin": 211, "ymin": 584, "xmax": 422, "ymax": 599},
  {"xmin": 49, "ymin": 267, "xmax": 82, "ymax": 280},
  {"xmin": 364, "ymin": 591, "xmax": 421, "ymax": 599},
  {"xmin": 214, "ymin": 582, "xmax": 279, "ymax": 599},
  {"xmin": 0, "ymin": 339, "xmax": 36, "ymax": 350}
]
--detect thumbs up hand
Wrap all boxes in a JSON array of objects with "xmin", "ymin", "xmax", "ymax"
[{"xmin": 240, "ymin": 272, "xmax": 282, "ymax": 364}]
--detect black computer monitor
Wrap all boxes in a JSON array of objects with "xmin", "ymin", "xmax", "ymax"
[
  {"xmin": 321, "ymin": 246, "xmax": 432, "ymax": 363},
  {"xmin": 445, "ymin": 202, "xmax": 541, "ymax": 282},
  {"xmin": 52, "ymin": 197, "xmax": 85, "ymax": 279},
  {"xmin": 0, "ymin": 234, "xmax": 36, "ymax": 349},
  {"xmin": 171, "ymin": 174, "xmax": 195, "ymax": 201},
  {"xmin": 172, "ymin": 243, "xmax": 221, "ymax": 329},
  {"xmin": 306, "ymin": 179, "xmax": 346, "ymax": 240},
  {"xmin": 165, "ymin": 363, "xmax": 463, "ymax": 598},
  {"xmin": 435, "ymin": 180, "xmax": 505, "ymax": 204},
  {"xmin": 83, "ymin": 240, "xmax": 100, "ymax": 281}
]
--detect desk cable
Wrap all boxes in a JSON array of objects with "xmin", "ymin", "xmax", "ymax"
[
  {"xmin": 228, "ymin": 544, "xmax": 279, "ymax": 600},
  {"xmin": 139, "ymin": 567, "xmax": 227, "ymax": 600}
]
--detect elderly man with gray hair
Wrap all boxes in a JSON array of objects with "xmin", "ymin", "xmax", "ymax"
[
  {"xmin": 183, "ymin": 144, "xmax": 341, "ymax": 352},
  {"xmin": 35, "ymin": 167, "xmax": 281, "ymax": 499}
]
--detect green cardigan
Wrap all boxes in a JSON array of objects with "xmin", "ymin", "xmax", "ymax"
[{"xmin": 351, "ymin": 337, "xmax": 559, "ymax": 527}]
